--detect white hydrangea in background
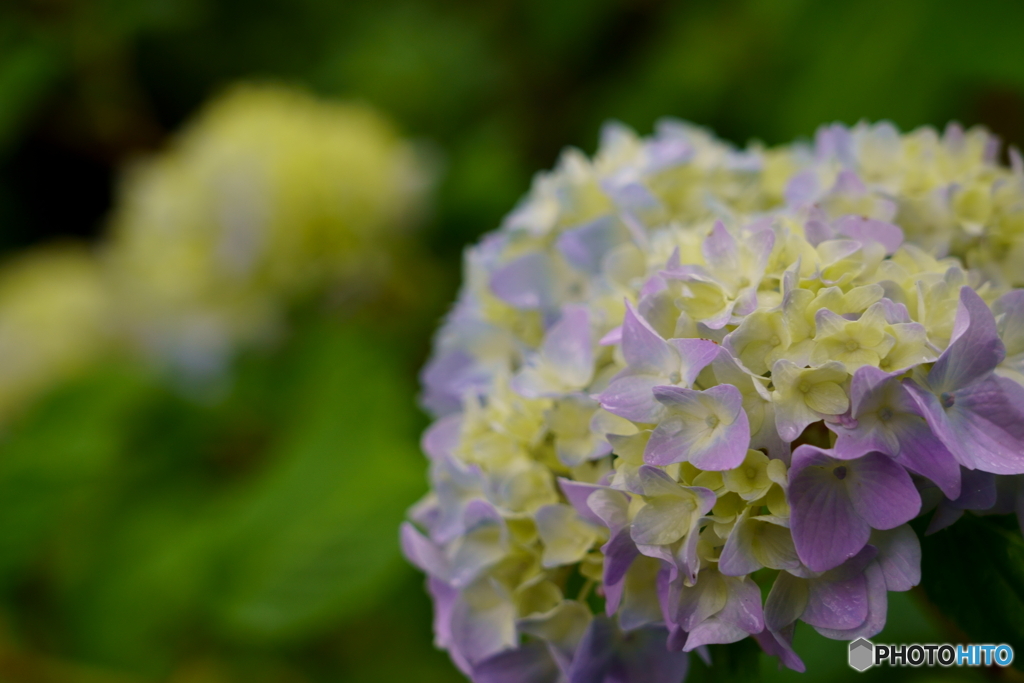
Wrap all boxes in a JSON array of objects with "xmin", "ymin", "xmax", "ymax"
[
  {"xmin": 0, "ymin": 83, "xmax": 432, "ymax": 426},
  {"xmin": 104, "ymin": 83, "xmax": 433, "ymax": 375}
]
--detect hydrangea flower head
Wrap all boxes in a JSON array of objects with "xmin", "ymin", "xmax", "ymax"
[
  {"xmin": 405, "ymin": 120, "xmax": 1024, "ymax": 681},
  {"xmin": 105, "ymin": 83, "xmax": 432, "ymax": 375},
  {"xmin": 0, "ymin": 245, "xmax": 113, "ymax": 424}
]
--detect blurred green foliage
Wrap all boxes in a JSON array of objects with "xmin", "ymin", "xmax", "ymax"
[
  {"xmin": 0, "ymin": 313, "xmax": 443, "ymax": 682},
  {"xmin": 6, "ymin": 0, "xmax": 1024, "ymax": 256},
  {"xmin": 917, "ymin": 515, "xmax": 1024, "ymax": 663},
  {"xmin": 1, "ymin": 0, "xmax": 1024, "ymax": 681}
]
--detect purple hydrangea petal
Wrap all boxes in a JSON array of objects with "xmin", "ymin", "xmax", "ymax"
[
  {"xmin": 472, "ymin": 642, "xmax": 562, "ymax": 683},
  {"xmin": 870, "ymin": 525, "xmax": 921, "ymax": 592},
  {"xmin": 789, "ymin": 447, "xmax": 872, "ymax": 572},
  {"xmin": 569, "ymin": 617, "xmax": 689, "ymax": 683},
  {"xmin": 599, "ymin": 373, "xmax": 666, "ymax": 423},
  {"xmin": 408, "ymin": 493, "xmax": 442, "ymax": 534},
  {"xmin": 621, "ymin": 300, "xmax": 677, "ymax": 372},
  {"xmin": 557, "ymin": 216, "xmax": 623, "ymax": 274},
  {"xmin": 400, "ymin": 522, "xmax": 448, "ymax": 580},
  {"xmin": 431, "ymin": 454, "xmax": 486, "ymax": 544},
  {"xmin": 824, "ymin": 544, "xmax": 879, "ymax": 580},
  {"xmin": 420, "ymin": 320, "xmax": 522, "ymax": 417},
  {"xmin": 645, "ymin": 136, "xmax": 694, "ymax": 172},
  {"xmin": 747, "ymin": 227, "xmax": 777, "ymax": 274},
  {"xmin": 675, "ymin": 570, "xmax": 728, "ymax": 632},
  {"xmin": 789, "ymin": 448, "xmax": 919, "ymax": 573},
  {"xmin": 785, "ymin": 170, "xmax": 820, "ymax": 207},
  {"xmin": 557, "ymin": 479, "xmax": 617, "ymax": 527},
  {"xmin": 603, "ymin": 528, "xmax": 641, "ymax": 608},
  {"xmin": 804, "ymin": 217, "xmax": 834, "ymax": 246},
  {"xmin": 642, "ymin": 138, "xmax": 691, "ymax": 174},
  {"xmin": 450, "ymin": 581, "xmax": 518, "ymax": 666},
  {"xmin": 816, "ymin": 127, "xmax": 854, "ymax": 164},
  {"xmin": 490, "ymin": 252, "xmax": 554, "ymax": 310},
  {"xmin": 588, "ymin": 489, "xmax": 632, "ymax": 531},
  {"xmin": 421, "ymin": 349, "xmax": 476, "ymax": 415},
  {"xmin": 422, "ymin": 413, "xmax": 464, "ymax": 462},
  {"xmin": 602, "ymin": 177, "xmax": 663, "ymax": 217},
  {"xmin": 514, "ymin": 305, "xmax": 593, "ymax": 397},
  {"xmin": 832, "ymin": 215, "xmax": 903, "ymax": 254},
  {"xmin": 665, "ymin": 624, "xmax": 688, "ymax": 655},
  {"xmin": 929, "ymin": 286, "xmax": 1005, "ymax": 391},
  {"xmin": 951, "ymin": 376, "xmax": 1024, "ymax": 468},
  {"xmin": 830, "ymin": 166, "xmax": 869, "ymax": 192},
  {"xmin": 599, "ymin": 325, "xmax": 622, "ymax": 346},
  {"xmin": 616, "ymin": 627, "xmax": 691, "ymax": 683},
  {"xmin": 543, "ymin": 306, "xmax": 594, "ymax": 374},
  {"xmin": 567, "ymin": 618, "xmax": 621, "ymax": 683},
  {"xmin": 664, "ymin": 515, "xmax": 706, "ymax": 588},
  {"xmin": 925, "ymin": 503, "xmax": 965, "ymax": 535},
  {"xmin": 846, "ymin": 364, "xmax": 897, "ymax": 422},
  {"xmin": 718, "ymin": 513, "xmax": 763, "ymax": 577},
  {"xmin": 877, "ymin": 297, "xmax": 912, "ymax": 324},
  {"xmin": 428, "ymin": 578, "xmax": 470, "ymax": 673},
  {"xmin": 831, "ymin": 366, "xmax": 961, "ymax": 497},
  {"xmin": 844, "ymin": 451, "xmax": 921, "ymax": 531},
  {"xmin": 926, "ymin": 468, "xmax": 997, "ymax": 534},
  {"xmin": 887, "ymin": 416, "xmax": 961, "ymax": 499},
  {"xmin": 645, "ymin": 384, "xmax": 749, "ymax": 470},
  {"xmin": 666, "ymin": 338, "xmax": 721, "ymax": 387},
  {"xmin": 801, "ymin": 570, "xmax": 869, "ymax": 630},
  {"xmin": 683, "ymin": 575, "xmax": 764, "ymax": 651},
  {"xmin": 657, "ymin": 566, "xmax": 676, "ymax": 628},
  {"xmin": 603, "ymin": 577, "xmax": 626, "ymax": 620},
  {"xmin": 753, "ymin": 625, "xmax": 805, "ymax": 673},
  {"xmin": 907, "ymin": 375, "xmax": 1024, "ymax": 474},
  {"xmin": 702, "ymin": 220, "xmax": 738, "ymax": 273},
  {"xmin": 449, "ymin": 500, "xmax": 509, "ymax": 587},
  {"xmin": 812, "ymin": 561, "xmax": 888, "ymax": 640}
]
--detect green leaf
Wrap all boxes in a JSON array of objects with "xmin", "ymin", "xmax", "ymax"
[{"xmin": 917, "ymin": 513, "xmax": 1024, "ymax": 669}]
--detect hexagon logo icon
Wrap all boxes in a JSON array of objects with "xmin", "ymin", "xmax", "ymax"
[{"xmin": 849, "ymin": 638, "xmax": 874, "ymax": 671}]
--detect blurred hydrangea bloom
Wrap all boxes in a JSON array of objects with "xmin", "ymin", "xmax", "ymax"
[
  {"xmin": 404, "ymin": 120, "xmax": 1024, "ymax": 681},
  {"xmin": 104, "ymin": 83, "xmax": 432, "ymax": 375},
  {"xmin": 0, "ymin": 246, "xmax": 112, "ymax": 422}
]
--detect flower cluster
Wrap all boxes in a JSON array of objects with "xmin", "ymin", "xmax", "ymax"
[
  {"xmin": 403, "ymin": 120, "xmax": 1024, "ymax": 681},
  {"xmin": 104, "ymin": 83, "xmax": 432, "ymax": 376}
]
